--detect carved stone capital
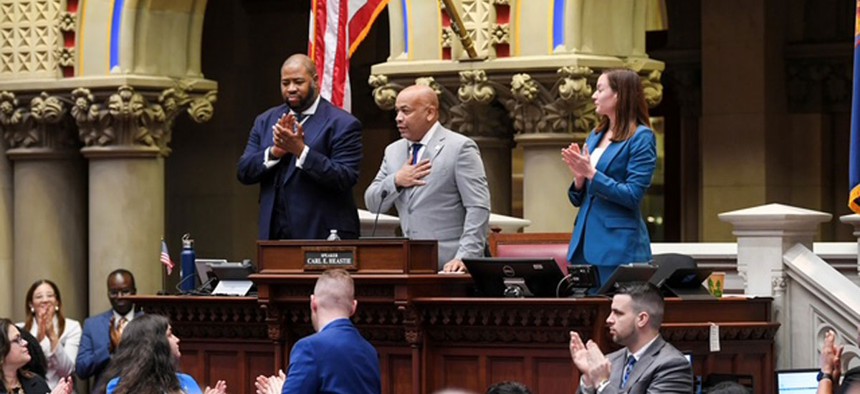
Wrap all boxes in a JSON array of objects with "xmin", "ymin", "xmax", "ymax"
[
  {"xmin": 772, "ymin": 274, "xmax": 787, "ymax": 296},
  {"xmin": 72, "ymin": 83, "xmax": 217, "ymax": 158},
  {"xmin": 641, "ymin": 69, "xmax": 664, "ymax": 108},
  {"xmin": 368, "ymin": 74, "xmax": 402, "ymax": 111},
  {"xmin": 449, "ymin": 70, "xmax": 513, "ymax": 138},
  {"xmin": 1, "ymin": 91, "xmax": 79, "ymax": 159}
]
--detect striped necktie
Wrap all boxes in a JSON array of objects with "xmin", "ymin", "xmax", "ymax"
[{"xmin": 621, "ymin": 355, "xmax": 637, "ymax": 388}]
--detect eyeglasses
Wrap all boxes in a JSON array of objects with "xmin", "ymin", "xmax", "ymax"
[
  {"xmin": 10, "ymin": 336, "xmax": 27, "ymax": 346},
  {"xmin": 108, "ymin": 289, "xmax": 135, "ymax": 297}
]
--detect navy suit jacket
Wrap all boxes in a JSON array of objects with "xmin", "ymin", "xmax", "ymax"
[
  {"xmin": 282, "ymin": 318, "xmax": 380, "ymax": 394},
  {"xmin": 567, "ymin": 125, "xmax": 656, "ymax": 267},
  {"xmin": 76, "ymin": 310, "xmax": 143, "ymax": 390},
  {"xmin": 237, "ymin": 98, "xmax": 362, "ymax": 240}
]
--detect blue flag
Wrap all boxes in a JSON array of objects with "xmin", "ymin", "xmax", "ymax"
[{"xmin": 851, "ymin": 0, "xmax": 860, "ymax": 213}]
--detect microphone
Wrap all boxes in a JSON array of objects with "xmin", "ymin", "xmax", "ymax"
[{"xmin": 370, "ymin": 190, "xmax": 389, "ymax": 237}]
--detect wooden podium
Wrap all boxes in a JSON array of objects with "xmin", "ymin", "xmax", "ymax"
[{"xmin": 131, "ymin": 239, "xmax": 778, "ymax": 394}]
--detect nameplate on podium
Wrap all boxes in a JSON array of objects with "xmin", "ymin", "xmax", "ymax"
[{"xmin": 302, "ymin": 246, "xmax": 357, "ymax": 270}]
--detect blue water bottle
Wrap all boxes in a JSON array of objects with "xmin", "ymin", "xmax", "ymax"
[{"xmin": 180, "ymin": 233, "xmax": 196, "ymax": 293}]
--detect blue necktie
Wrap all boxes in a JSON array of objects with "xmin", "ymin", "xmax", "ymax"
[
  {"xmin": 621, "ymin": 355, "xmax": 637, "ymax": 388},
  {"xmin": 410, "ymin": 143, "xmax": 423, "ymax": 165}
]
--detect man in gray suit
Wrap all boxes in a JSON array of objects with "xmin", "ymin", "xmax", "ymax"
[
  {"xmin": 365, "ymin": 84, "xmax": 490, "ymax": 272},
  {"xmin": 569, "ymin": 282, "xmax": 693, "ymax": 393}
]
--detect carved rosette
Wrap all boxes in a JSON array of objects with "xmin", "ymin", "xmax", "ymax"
[
  {"xmin": 71, "ymin": 84, "xmax": 217, "ymax": 157},
  {"xmin": 0, "ymin": 91, "xmax": 79, "ymax": 155}
]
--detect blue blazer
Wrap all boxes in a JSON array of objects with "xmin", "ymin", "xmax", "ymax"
[
  {"xmin": 76, "ymin": 310, "xmax": 143, "ymax": 388},
  {"xmin": 237, "ymin": 98, "xmax": 362, "ymax": 240},
  {"xmin": 282, "ymin": 318, "xmax": 381, "ymax": 394},
  {"xmin": 567, "ymin": 125, "xmax": 656, "ymax": 267}
]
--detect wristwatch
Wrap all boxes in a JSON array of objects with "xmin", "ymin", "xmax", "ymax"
[{"xmin": 817, "ymin": 371, "xmax": 834, "ymax": 382}]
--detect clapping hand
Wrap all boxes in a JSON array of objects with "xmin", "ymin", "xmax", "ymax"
[
  {"xmin": 255, "ymin": 369, "xmax": 285, "ymax": 394},
  {"xmin": 35, "ymin": 302, "xmax": 59, "ymax": 351},
  {"xmin": 561, "ymin": 143, "xmax": 593, "ymax": 188},
  {"xmin": 820, "ymin": 330, "xmax": 844, "ymax": 382},
  {"xmin": 272, "ymin": 113, "xmax": 305, "ymax": 157},
  {"xmin": 204, "ymin": 380, "xmax": 227, "ymax": 394},
  {"xmin": 569, "ymin": 331, "xmax": 610, "ymax": 387},
  {"xmin": 109, "ymin": 317, "xmax": 127, "ymax": 353},
  {"xmin": 50, "ymin": 377, "xmax": 73, "ymax": 394}
]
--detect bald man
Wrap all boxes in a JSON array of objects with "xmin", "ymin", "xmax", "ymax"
[
  {"xmin": 365, "ymin": 85, "xmax": 491, "ymax": 272},
  {"xmin": 281, "ymin": 269, "xmax": 380, "ymax": 394},
  {"xmin": 238, "ymin": 53, "xmax": 362, "ymax": 240}
]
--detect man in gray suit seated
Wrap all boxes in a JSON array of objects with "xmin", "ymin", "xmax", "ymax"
[
  {"xmin": 569, "ymin": 282, "xmax": 693, "ymax": 393},
  {"xmin": 365, "ymin": 84, "xmax": 491, "ymax": 273}
]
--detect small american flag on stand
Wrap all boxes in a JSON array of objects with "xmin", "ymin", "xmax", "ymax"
[{"xmin": 160, "ymin": 239, "xmax": 175, "ymax": 275}]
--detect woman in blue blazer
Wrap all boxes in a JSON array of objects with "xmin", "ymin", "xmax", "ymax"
[{"xmin": 562, "ymin": 69, "xmax": 657, "ymax": 289}]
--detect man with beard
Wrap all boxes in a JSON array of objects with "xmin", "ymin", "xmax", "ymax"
[
  {"xmin": 76, "ymin": 269, "xmax": 141, "ymax": 391},
  {"xmin": 569, "ymin": 282, "xmax": 692, "ymax": 393},
  {"xmin": 238, "ymin": 54, "xmax": 362, "ymax": 240}
]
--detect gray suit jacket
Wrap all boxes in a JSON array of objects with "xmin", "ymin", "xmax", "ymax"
[
  {"xmin": 365, "ymin": 123, "xmax": 490, "ymax": 268},
  {"xmin": 579, "ymin": 336, "xmax": 693, "ymax": 394}
]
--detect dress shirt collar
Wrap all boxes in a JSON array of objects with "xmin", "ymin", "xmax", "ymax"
[
  {"xmin": 113, "ymin": 308, "xmax": 136, "ymax": 324},
  {"xmin": 627, "ymin": 333, "xmax": 660, "ymax": 361},
  {"xmin": 412, "ymin": 121, "xmax": 441, "ymax": 147},
  {"xmin": 290, "ymin": 94, "xmax": 321, "ymax": 118}
]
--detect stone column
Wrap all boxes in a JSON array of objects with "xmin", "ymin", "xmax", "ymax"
[
  {"xmin": 0, "ymin": 101, "xmax": 13, "ymax": 316},
  {"xmin": 516, "ymin": 133, "xmax": 581, "ymax": 232},
  {"xmin": 719, "ymin": 203, "xmax": 831, "ymax": 368},
  {"xmin": 72, "ymin": 85, "xmax": 216, "ymax": 313},
  {"xmin": 700, "ymin": 0, "xmax": 787, "ymax": 240},
  {"xmin": 0, "ymin": 92, "xmax": 87, "ymax": 321}
]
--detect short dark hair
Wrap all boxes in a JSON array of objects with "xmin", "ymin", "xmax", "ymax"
[
  {"xmin": 487, "ymin": 381, "xmax": 532, "ymax": 394},
  {"xmin": 616, "ymin": 282, "xmax": 664, "ymax": 329},
  {"xmin": 107, "ymin": 268, "xmax": 135, "ymax": 286},
  {"xmin": 707, "ymin": 381, "xmax": 751, "ymax": 394}
]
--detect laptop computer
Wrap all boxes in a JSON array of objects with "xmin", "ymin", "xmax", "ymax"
[
  {"xmin": 657, "ymin": 267, "xmax": 715, "ymax": 300},
  {"xmin": 775, "ymin": 369, "xmax": 818, "ymax": 394},
  {"xmin": 596, "ymin": 265, "xmax": 658, "ymax": 296}
]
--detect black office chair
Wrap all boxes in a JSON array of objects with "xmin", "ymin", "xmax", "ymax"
[{"xmin": 649, "ymin": 253, "xmax": 697, "ymax": 288}]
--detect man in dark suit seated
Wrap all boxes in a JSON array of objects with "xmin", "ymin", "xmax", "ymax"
[
  {"xmin": 569, "ymin": 282, "xmax": 693, "ymax": 393},
  {"xmin": 255, "ymin": 269, "xmax": 380, "ymax": 394},
  {"xmin": 76, "ymin": 269, "xmax": 140, "ymax": 391},
  {"xmin": 237, "ymin": 53, "xmax": 362, "ymax": 241}
]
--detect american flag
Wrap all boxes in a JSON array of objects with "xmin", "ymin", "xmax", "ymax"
[
  {"xmin": 309, "ymin": 0, "xmax": 389, "ymax": 111},
  {"xmin": 160, "ymin": 239, "xmax": 175, "ymax": 275}
]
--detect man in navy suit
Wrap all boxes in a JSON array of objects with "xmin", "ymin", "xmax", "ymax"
[
  {"xmin": 76, "ymin": 269, "xmax": 140, "ymax": 391},
  {"xmin": 237, "ymin": 54, "xmax": 362, "ymax": 240},
  {"xmin": 569, "ymin": 282, "xmax": 692, "ymax": 394},
  {"xmin": 254, "ymin": 269, "xmax": 380, "ymax": 394}
]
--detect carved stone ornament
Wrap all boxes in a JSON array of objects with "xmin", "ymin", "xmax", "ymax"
[
  {"xmin": 71, "ymin": 83, "xmax": 217, "ymax": 156},
  {"xmin": 641, "ymin": 69, "xmax": 664, "ymax": 108},
  {"xmin": 142, "ymin": 302, "xmax": 268, "ymax": 339},
  {"xmin": 368, "ymin": 74, "xmax": 401, "ymax": 111},
  {"xmin": 771, "ymin": 274, "xmax": 787, "ymax": 295},
  {"xmin": 58, "ymin": 12, "xmax": 76, "ymax": 32},
  {"xmin": 448, "ymin": 69, "xmax": 513, "ymax": 138},
  {"xmin": 1, "ymin": 91, "xmax": 78, "ymax": 151}
]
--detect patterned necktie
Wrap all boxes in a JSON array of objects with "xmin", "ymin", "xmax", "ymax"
[
  {"xmin": 410, "ymin": 143, "xmax": 423, "ymax": 165},
  {"xmin": 621, "ymin": 355, "xmax": 637, "ymax": 388}
]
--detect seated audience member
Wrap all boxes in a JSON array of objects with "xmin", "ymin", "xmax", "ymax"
[
  {"xmin": 254, "ymin": 269, "xmax": 381, "ymax": 394},
  {"xmin": 100, "ymin": 314, "xmax": 226, "ymax": 394},
  {"xmin": 841, "ymin": 366, "xmax": 860, "ymax": 394},
  {"xmin": 19, "ymin": 280, "xmax": 81, "ymax": 390},
  {"xmin": 1, "ymin": 318, "xmax": 73, "ymax": 394},
  {"xmin": 19, "ymin": 329, "xmax": 46, "ymax": 379},
  {"xmin": 487, "ymin": 381, "xmax": 532, "ymax": 394},
  {"xmin": 569, "ymin": 282, "xmax": 693, "ymax": 393},
  {"xmin": 76, "ymin": 269, "xmax": 140, "ymax": 389},
  {"xmin": 706, "ymin": 381, "xmax": 751, "ymax": 394}
]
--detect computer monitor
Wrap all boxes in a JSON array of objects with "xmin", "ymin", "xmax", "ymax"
[
  {"xmin": 210, "ymin": 261, "xmax": 256, "ymax": 281},
  {"xmin": 194, "ymin": 258, "xmax": 226, "ymax": 287},
  {"xmin": 462, "ymin": 257, "xmax": 567, "ymax": 298},
  {"xmin": 776, "ymin": 369, "xmax": 818, "ymax": 394},
  {"xmin": 595, "ymin": 264, "xmax": 658, "ymax": 296}
]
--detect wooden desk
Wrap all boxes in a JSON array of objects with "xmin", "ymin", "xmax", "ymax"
[{"xmin": 132, "ymin": 290, "xmax": 776, "ymax": 394}]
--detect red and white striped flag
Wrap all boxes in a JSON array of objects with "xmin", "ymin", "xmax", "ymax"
[
  {"xmin": 309, "ymin": 0, "xmax": 389, "ymax": 111},
  {"xmin": 160, "ymin": 239, "xmax": 175, "ymax": 275}
]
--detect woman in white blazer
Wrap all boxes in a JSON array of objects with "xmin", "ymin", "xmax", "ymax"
[{"xmin": 19, "ymin": 280, "xmax": 81, "ymax": 390}]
